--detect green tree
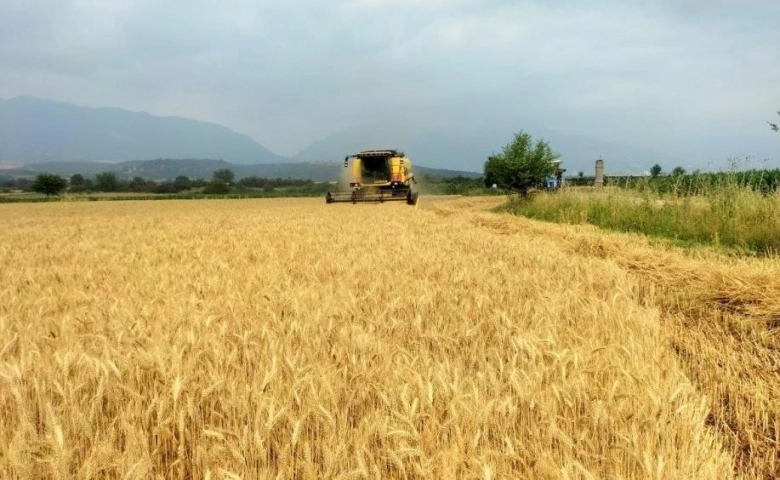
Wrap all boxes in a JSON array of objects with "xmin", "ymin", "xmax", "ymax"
[
  {"xmin": 70, "ymin": 174, "xmax": 85, "ymax": 187},
  {"xmin": 173, "ymin": 176, "xmax": 192, "ymax": 192},
  {"xmin": 203, "ymin": 181, "xmax": 230, "ymax": 194},
  {"xmin": 32, "ymin": 173, "xmax": 67, "ymax": 197},
  {"xmin": 650, "ymin": 164, "xmax": 663, "ymax": 178},
  {"xmin": 205, "ymin": 169, "xmax": 234, "ymax": 194},
  {"xmin": 483, "ymin": 131, "xmax": 559, "ymax": 196},
  {"xmin": 128, "ymin": 176, "xmax": 149, "ymax": 192},
  {"xmin": 95, "ymin": 172, "xmax": 119, "ymax": 192},
  {"xmin": 154, "ymin": 181, "xmax": 177, "ymax": 194},
  {"xmin": 213, "ymin": 169, "xmax": 235, "ymax": 185},
  {"xmin": 69, "ymin": 173, "xmax": 93, "ymax": 192},
  {"xmin": 578, "ymin": 171, "xmax": 584, "ymax": 179},
  {"xmin": 671, "ymin": 166, "xmax": 686, "ymax": 177}
]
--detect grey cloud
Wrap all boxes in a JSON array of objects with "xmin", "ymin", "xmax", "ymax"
[{"xmin": 1, "ymin": 0, "xmax": 778, "ymax": 162}]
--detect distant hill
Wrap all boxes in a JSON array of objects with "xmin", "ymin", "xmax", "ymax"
[
  {"xmin": 296, "ymin": 121, "xmax": 780, "ymax": 175},
  {"xmin": 0, "ymin": 96, "xmax": 290, "ymax": 164},
  {"xmin": 4, "ymin": 95, "xmax": 777, "ymax": 176},
  {"xmin": 293, "ymin": 121, "xmax": 689, "ymax": 175},
  {"xmin": 8, "ymin": 158, "xmax": 480, "ymax": 182}
]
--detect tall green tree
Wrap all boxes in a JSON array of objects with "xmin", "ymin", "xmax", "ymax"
[
  {"xmin": 32, "ymin": 173, "xmax": 67, "ymax": 197},
  {"xmin": 70, "ymin": 174, "xmax": 85, "ymax": 187},
  {"xmin": 212, "ymin": 169, "xmax": 235, "ymax": 185},
  {"xmin": 671, "ymin": 166, "xmax": 686, "ymax": 176},
  {"xmin": 128, "ymin": 176, "xmax": 149, "ymax": 192},
  {"xmin": 173, "ymin": 176, "xmax": 192, "ymax": 192},
  {"xmin": 483, "ymin": 131, "xmax": 559, "ymax": 196},
  {"xmin": 205, "ymin": 169, "xmax": 234, "ymax": 194},
  {"xmin": 650, "ymin": 164, "xmax": 663, "ymax": 178},
  {"xmin": 95, "ymin": 172, "xmax": 119, "ymax": 192}
]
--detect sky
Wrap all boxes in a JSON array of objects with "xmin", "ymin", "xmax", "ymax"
[{"xmin": 1, "ymin": 0, "xmax": 779, "ymax": 167}]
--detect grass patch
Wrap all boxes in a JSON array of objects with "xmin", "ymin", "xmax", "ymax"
[{"xmin": 504, "ymin": 184, "xmax": 780, "ymax": 256}]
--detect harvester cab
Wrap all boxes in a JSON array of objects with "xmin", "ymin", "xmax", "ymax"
[{"xmin": 326, "ymin": 149, "xmax": 419, "ymax": 205}]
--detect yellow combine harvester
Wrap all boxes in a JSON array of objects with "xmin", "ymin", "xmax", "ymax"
[{"xmin": 325, "ymin": 149, "xmax": 419, "ymax": 205}]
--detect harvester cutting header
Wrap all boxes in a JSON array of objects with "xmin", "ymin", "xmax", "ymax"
[{"xmin": 326, "ymin": 149, "xmax": 419, "ymax": 205}]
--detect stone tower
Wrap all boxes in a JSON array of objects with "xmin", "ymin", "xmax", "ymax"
[{"xmin": 595, "ymin": 158, "xmax": 604, "ymax": 188}]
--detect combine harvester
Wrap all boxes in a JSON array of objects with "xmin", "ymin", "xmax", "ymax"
[{"xmin": 326, "ymin": 149, "xmax": 419, "ymax": 205}]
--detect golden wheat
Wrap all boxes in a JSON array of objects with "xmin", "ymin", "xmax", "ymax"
[
  {"xmin": 1, "ymin": 196, "xmax": 770, "ymax": 479},
  {"xmin": 443, "ymin": 196, "xmax": 780, "ymax": 479}
]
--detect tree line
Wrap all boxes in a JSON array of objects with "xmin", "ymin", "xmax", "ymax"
[
  {"xmin": 481, "ymin": 117, "xmax": 779, "ymax": 196},
  {"xmin": 6, "ymin": 168, "xmax": 333, "ymax": 197}
]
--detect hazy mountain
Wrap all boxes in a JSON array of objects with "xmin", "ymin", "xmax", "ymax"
[
  {"xmin": 11, "ymin": 158, "xmax": 479, "ymax": 182},
  {"xmin": 294, "ymin": 119, "xmax": 780, "ymax": 175},
  {"xmin": 292, "ymin": 120, "xmax": 678, "ymax": 175},
  {"xmin": 0, "ymin": 96, "xmax": 290, "ymax": 164},
  {"xmin": 294, "ymin": 122, "xmax": 681, "ymax": 172},
  {"xmin": 6, "ymin": 95, "xmax": 773, "ymax": 178}
]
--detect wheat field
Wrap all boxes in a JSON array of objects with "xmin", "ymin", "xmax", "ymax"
[{"xmin": 0, "ymin": 196, "xmax": 777, "ymax": 479}]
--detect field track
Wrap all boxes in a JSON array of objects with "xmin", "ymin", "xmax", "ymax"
[{"xmin": 1, "ymin": 196, "xmax": 778, "ymax": 479}]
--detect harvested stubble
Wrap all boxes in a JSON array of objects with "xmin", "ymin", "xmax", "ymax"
[{"xmin": 0, "ymin": 196, "xmax": 762, "ymax": 479}]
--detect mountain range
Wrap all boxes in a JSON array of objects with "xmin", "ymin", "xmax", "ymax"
[
  {"xmin": 2, "ymin": 95, "xmax": 778, "ymax": 180},
  {"xmin": 293, "ymin": 121, "xmax": 681, "ymax": 174},
  {"xmin": 0, "ymin": 96, "xmax": 288, "ymax": 165}
]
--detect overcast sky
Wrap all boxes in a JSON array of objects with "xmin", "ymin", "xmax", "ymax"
[{"xmin": 1, "ymin": 0, "xmax": 779, "ymax": 161}]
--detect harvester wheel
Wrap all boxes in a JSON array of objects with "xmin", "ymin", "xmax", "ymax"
[{"xmin": 407, "ymin": 191, "xmax": 418, "ymax": 206}]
